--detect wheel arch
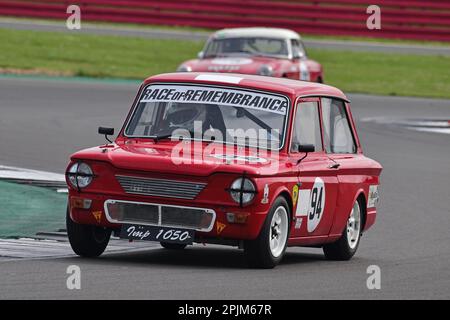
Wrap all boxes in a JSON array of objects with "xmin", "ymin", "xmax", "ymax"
[
  {"xmin": 349, "ymin": 188, "xmax": 368, "ymax": 231},
  {"xmin": 274, "ymin": 189, "xmax": 294, "ymax": 224},
  {"xmin": 330, "ymin": 188, "xmax": 367, "ymax": 237},
  {"xmin": 356, "ymin": 192, "xmax": 368, "ymax": 231}
]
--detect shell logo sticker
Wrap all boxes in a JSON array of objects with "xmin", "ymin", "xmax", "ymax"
[
  {"xmin": 307, "ymin": 178, "xmax": 326, "ymax": 233},
  {"xmin": 216, "ymin": 222, "xmax": 226, "ymax": 235},
  {"xmin": 92, "ymin": 211, "xmax": 102, "ymax": 223},
  {"xmin": 292, "ymin": 184, "xmax": 299, "ymax": 207}
]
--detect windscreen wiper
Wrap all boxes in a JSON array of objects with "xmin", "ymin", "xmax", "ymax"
[{"xmin": 151, "ymin": 134, "xmax": 172, "ymax": 143}]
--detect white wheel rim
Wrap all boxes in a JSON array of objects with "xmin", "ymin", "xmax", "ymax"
[
  {"xmin": 269, "ymin": 206, "xmax": 288, "ymax": 258},
  {"xmin": 346, "ymin": 201, "xmax": 361, "ymax": 249}
]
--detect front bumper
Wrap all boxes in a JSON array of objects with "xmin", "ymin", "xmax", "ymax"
[{"xmin": 69, "ymin": 192, "xmax": 268, "ymax": 240}]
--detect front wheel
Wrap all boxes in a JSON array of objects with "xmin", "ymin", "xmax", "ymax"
[
  {"xmin": 244, "ymin": 197, "xmax": 290, "ymax": 268},
  {"xmin": 66, "ymin": 208, "xmax": 111, "ymax": 257},
  {"xmin": 323, "ymin": 198, "xmax": 363, "ymax": 260}
]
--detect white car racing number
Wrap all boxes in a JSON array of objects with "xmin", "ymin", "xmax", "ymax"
[{"xmin": 307, "ymin": 178, "xmax": 326, "ymax": 233}]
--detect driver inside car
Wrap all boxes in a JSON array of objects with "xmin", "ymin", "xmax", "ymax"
[{"xmin": 160, "ymin": 103, "xmax": 228, "ymax": 141}]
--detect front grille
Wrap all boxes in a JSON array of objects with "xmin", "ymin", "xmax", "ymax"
[
  {"xmin": 104, "ymin": 200, "xmax": 215, "ymax": 231},
  {"xmin": 116, "ymin": 175, "xmax": 207, "ymax": 200}
]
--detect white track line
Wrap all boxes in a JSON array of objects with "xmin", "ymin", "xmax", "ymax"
[
  {"xmin": 0, "ymin": 165, "xmax": 65, "ymax": 181},
  {"xmin": 360, "ymin": 117, "xmax": 450, "ymax": 135}
]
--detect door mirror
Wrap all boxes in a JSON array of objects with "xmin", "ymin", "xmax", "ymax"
[
  {"xmin": 98, "ymin": 127, "xmax": 114, "ymax": 136},
  {"xmin": 98, "ymin": 127, "xmax": 114, "ymax": 143},
  {"xmin": 298, "ymin": 144, "xmax": 315, "ymax": 153},
  {"xmin": 197, "ymin": 51, "xmax": 204, "ymax": 59}
]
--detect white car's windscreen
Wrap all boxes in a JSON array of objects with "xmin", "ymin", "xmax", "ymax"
[
  {"xmin": 204, "ymin": 38, "xmax": 289, "ymax": 58},
  {"xmin": 125, "ymin": 84, "xmax": 290, "ymax": 150}
]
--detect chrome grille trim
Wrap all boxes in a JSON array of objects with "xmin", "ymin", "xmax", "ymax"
[
  {"xmin": 104, "ymin": 199, "xmax": 216, "ymax": 232},
  {"xmin": 116, "ymin": 175, "xmax": 207, "ymax": 200}
]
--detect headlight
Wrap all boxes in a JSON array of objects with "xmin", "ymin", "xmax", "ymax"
[
  {"xmin": 299, "ymin": 61, "xmax": 310, "ymax": 81},
  {"xmin": 177, "ymin": 65, "xmax": 192, "ymax": 72},
  {"xmin": 229, "ymin": 177, "xmax": 256, "ymax": 206},
  {"xmin": 67, "ymin": 162, "xmax": 94, "ymax": 189},
  {"xmin": 258, "ymin": 65, "xmax": 273, "ymax": 76}
]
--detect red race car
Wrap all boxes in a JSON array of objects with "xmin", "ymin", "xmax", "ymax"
[
  {"xmin": 177, "ymin": 27, "xmax": 324, "ymax": 83},
  {"xmin": 66, "ymin": 73, "xmax": 381, "ymax": 268}
]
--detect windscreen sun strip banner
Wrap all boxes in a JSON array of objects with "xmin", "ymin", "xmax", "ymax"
[{"xmin": 140, "ymin": 84, "xmax": 289, "ymax": 116}]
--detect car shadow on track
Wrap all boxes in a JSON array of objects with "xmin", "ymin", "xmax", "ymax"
[{"xmin": 71, "ymin": 246, "xmax": 326, "ymax": 269}]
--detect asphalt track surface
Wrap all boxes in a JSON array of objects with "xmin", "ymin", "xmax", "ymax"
[
  {"xmin": 2, "ymin": 18, "xmax": 450, "ymax": 56},
  {"xmin": 0, "ymin": 77, "xmax": 450, "ymax": 299}
]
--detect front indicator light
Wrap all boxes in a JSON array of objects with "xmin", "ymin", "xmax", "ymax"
[
  {"xmin": 226, "ymin": 212, "xmax": 250, "ymax": 224},
  {"xmin": 70, "ymin": 196, "xmax": 92, "ymax": 209}
]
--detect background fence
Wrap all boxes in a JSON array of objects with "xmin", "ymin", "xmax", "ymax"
[{"xmin": 1, "ymin": 0, "xmax": 450, "ymax": 41}]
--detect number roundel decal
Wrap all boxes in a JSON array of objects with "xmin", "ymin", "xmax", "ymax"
[{"xmin": 307, "ymin": 177, "xmax": 326, "ymax": 233}]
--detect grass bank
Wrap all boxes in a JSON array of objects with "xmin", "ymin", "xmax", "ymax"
[
  {"xmin": 0, "ymin": 181, "xmax": 66, "ymax": 237},
  {"xmin": 1, "ymin": 28, "xmax": 449, "ymax": 98}
]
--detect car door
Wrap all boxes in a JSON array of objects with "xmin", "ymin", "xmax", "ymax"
[
  {"xmin": 289, "ymin": 98, "xmax": 339, "ymax": 239},
  {"xmin": 320, "ymin": 98, "xmax": 361, "ymax": 232}
]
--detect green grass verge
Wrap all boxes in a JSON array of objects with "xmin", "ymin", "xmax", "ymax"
[
  {"xmin": 1, "ymin": 28, "xmax": 449, "ymax": 98},
  {"xmin": 309, "ymin": 49, "xmax": 450, "ymax": 98},
  {"xmin": 0, "ymin": 28, "xmax": 203, "ymax": 79},
  {"xmin": 0, "ymin": 181, "xmax": 66, "ymax": 237}
]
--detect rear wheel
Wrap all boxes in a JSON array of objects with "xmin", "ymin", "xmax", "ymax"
[
  {"xmin": 244, "ymin": 197, "xmax": 290, "ymax": 268},
  {"xmin": 323, "ymin": 198, "xmax": 363, "ymax": 260},
  {"xmin": 66, "ymin": 208, "xmax": 111, "ymax": 257},
  {"xmin": 160, "ymin": 242, "xmax": 187, "ymax": 250}
]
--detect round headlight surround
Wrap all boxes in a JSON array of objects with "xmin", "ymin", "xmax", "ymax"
[
  {"xmin": 258, "ymin": 64, "xmax": 273, "ymax": 77},
  {"xmin": 176, "ymin": 64, "xmax": 192, "ymax": 72},
  {"xmin": 229, "ymin": 177, "xmax": 256, "ymax": 206},
  {"xmin": 67, "ymin": 162, "xmax": 94, "ymax": 189}
]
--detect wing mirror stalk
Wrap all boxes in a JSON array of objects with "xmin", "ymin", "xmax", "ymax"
[
  {"xmin": 296, "ymin": 144, "xmax": 315, "ymax": 165},
  {"xmin": 98, "ymin": 127, "xmax": 115, "ymax": 144}
]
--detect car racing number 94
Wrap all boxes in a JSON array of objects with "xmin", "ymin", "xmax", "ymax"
[{"xmin": 307, "ymin": 178, "xmax": 326, "ymax": 233}]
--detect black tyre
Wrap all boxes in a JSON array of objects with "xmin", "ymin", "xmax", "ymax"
[
  {"xmin": 323, "ymin": 198, "xmax": 363, "ymax": 260},
  {"xmin": 160, "ymin": 242, "xmax": 187, "ymax": 250},
  {"xmin": 244, "ymin": 197, "xmax": 290, "ymax": 269},
  {"xmin": 66, "ymin": 208, "xmax": 111, "ymax": 257}
]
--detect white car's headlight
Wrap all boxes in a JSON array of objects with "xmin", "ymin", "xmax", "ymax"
[
  {"xmin": 67, "ymin": 162, "xmax": 94, "ymax": 189},
  {"xmin": 229, "ymin": 177, "xmax": 256, "ymax": 206},
  {"xmin": 177, "ymin": 65, "xmax": 192, "ymax": 72},
  {"xmin": 258, "ymin": 65, "xmax": 273, "ymax": 76}
]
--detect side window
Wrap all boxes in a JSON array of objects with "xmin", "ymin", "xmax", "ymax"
[
  {"xmin": 321, "ymin": 98, "xmax": 356, "ymax": 153},
  {"xmin": 291, "ymin": 101, "xmax": 323, "ymax": 152}
]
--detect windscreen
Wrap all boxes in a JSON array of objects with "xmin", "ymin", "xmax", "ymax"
[
  {"xmin": 125, "ymin": 84, "xmax": 290, "ymax": 150},
  {"xmin": 204, "ymin": 38, "xmax": 289, "ymax": 58}
]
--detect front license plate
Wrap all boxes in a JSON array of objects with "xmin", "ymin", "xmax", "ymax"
[{"xmin": 120, "ymin": 224, "xmax": 194, "ymax": 244}]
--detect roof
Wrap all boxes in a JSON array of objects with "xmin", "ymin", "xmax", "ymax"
[
  {"xmin": 144, "ymin": 73, "xmax": 349, "ymax": 102},
  {"xmin": 212, "ymin": 27, "xmax": 301, "ymax": 40}
]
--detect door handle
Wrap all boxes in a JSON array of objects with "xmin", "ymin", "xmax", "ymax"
[{"xmin": 328, "ymin": 163, "xmax": 340, "ymax": 169}]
